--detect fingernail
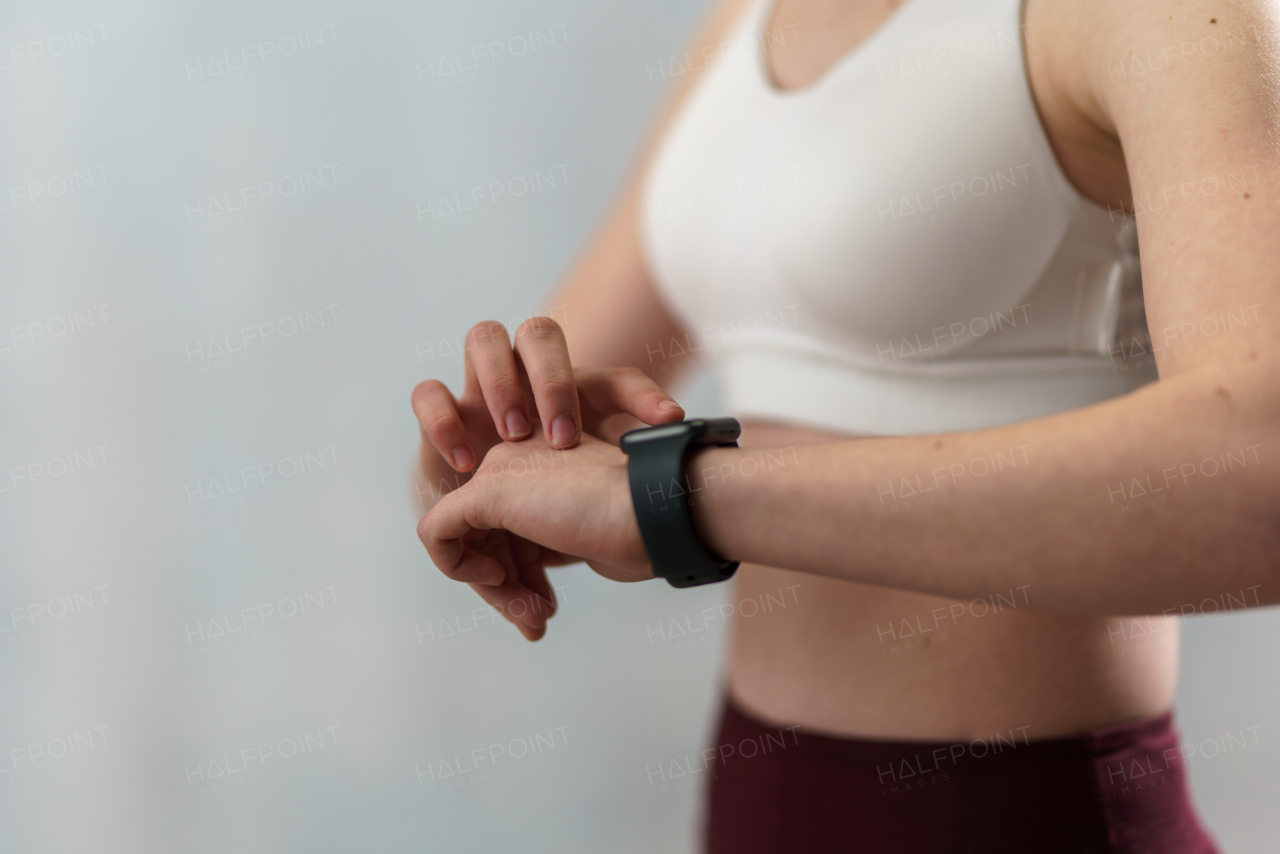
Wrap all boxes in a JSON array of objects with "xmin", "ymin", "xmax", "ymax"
[
  {"xmin": 505, "ymin": 409, "xmax": 530, "ymax": 439},
  {"xmin": 451, "ymin": 446, "xmax": 473, "ymax": 470},
  {"xmin": 658, "ymin": 399, "xmax": 681, "ymax": 412},
  {"xmin": 551, "ymin": 415, "xmax": 577, "ymax": 446}
]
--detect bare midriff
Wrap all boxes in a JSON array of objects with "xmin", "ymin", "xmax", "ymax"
[{"xmin": 725, "ymin": 419, "xmax": 1180, "ymax": 742}]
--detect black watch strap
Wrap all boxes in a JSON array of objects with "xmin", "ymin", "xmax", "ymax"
[{"xmin": 619, "ymin": 418, "xmax": 741, "ymax": 588}]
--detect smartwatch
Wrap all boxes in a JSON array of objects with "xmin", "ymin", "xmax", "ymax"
[{"xmin": 619, "ymin": 418, "xmax": 741, "ymax": 588}]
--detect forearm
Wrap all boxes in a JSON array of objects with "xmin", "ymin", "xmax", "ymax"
[{"xmin": 689, "ymin": 365, "xmax": 1280, "ymax": 615}]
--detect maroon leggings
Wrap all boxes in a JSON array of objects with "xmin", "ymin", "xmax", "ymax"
[{"xmin": 705, "ymin": 694, "xmax": 1220, "ymax": 854}]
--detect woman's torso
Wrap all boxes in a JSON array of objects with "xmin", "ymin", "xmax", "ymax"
[{"xmin": 640, "ymin": 0, "xmax": 1178, "ymax": 740}]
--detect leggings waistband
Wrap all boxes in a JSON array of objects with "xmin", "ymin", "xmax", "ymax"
[{"xmin": 705, "ymin": 693, "xmax": 1221, "ymax": 854}]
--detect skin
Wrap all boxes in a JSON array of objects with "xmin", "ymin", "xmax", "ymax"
[{"xmin": 413, "ymin": 0, "xmax": 1280, "ymax": 741}]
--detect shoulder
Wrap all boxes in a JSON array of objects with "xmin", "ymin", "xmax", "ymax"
[
  {"xmin": 1023, "ymin": 0, "xmax": 1279, "ymax": 216},
  {"xmin": 1029, "ymin": 0, "xmax": 1280, "ymax": 379},
  {"xmin": 1031, "ymin": 0, "xmax": 1279, "ymax": 135}
]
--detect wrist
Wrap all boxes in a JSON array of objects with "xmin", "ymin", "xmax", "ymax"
[{"xmin": 685, "ymin": 445, "xmax": 744, "ymax": 563}]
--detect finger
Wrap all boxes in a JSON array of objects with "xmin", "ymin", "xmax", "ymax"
[
  {"xmin": 513, "ymin": 316, "xmax": 581, "ymax": 449},
  {"xmin": 509, "ymin": 531, "xmax": 544, "ymax": 568},
  {"xmin": 468, "ymin": 582, "xmax": 545, "ymax": 641},
  {"xmin": 466, "ymin": 573, "xmax": 555, "ymax": 632},
  {"xmin": 509, "ymin": 533, "xmax": 558, "ymax": 616},
  {"xmin": 479, "ymin": 531, "xmax": 556, "ymax": 631},
  {"xmin": 577, "ymin": 367, "xmax": 685, "ymax": 431},
  {"xmin": 541, "ymin": 551, "xmax": 587, "ymax": 567},
  {"xmin": 418, "ymin": 496, "xmax": 505, "ymax": 586},
  {"xmin": 411, "ymin": 380, "xmax": 477, "ymax": 472},
  {"xmin": 463, "ymin": 321, "xmax": 532, "ymax": 442},
  {"xmin": 414, "ymin": 439, "xmax": 470, "ymax": 512},
  {"xmin": 459, "ymin": 534, "xmax": 555, "ymax": 639}
]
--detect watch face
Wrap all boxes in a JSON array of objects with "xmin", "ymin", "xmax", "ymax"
[{"xmin": 619, "ymin": 418, "xmax": 741, "ymax": 452}]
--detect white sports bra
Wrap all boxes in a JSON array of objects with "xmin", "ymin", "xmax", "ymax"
[{"xmin": 640, "ymin": 0, "xmax": 1156, "ymax": 436}]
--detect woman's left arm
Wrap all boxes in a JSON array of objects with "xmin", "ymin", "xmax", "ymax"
[
  {"xmin": 691, "ymin": 0, "xmax": 1280, "ymax": 615},
  {"xmin": 421, "ymin": 0, "xmax": 1280, "ymax": 617}
]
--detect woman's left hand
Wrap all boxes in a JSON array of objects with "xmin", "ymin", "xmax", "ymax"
[{"xmin": 417, "ymin": 425, "xmax": 654, "ymax": 635}]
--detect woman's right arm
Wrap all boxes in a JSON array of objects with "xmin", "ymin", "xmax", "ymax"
[
  {"xmin": 408, "ymin": 3, "xmax": 757, "ymax": 640},
  {"xmin": 412, "ymin": 0, "xmax": 751, "ymax": 489},
  {"xmin": 547, "ymin": 0, "xmax": 752, "ymax": 385}
]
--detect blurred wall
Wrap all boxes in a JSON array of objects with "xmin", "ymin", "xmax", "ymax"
[{"xmin": 0, "ymin": 1, "xmax": 1275, "ymax": 852}]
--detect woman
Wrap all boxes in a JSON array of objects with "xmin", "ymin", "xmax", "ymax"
[{"xmin": 411, "ymin": 0, "xmax": 1279, "ymax": 849}]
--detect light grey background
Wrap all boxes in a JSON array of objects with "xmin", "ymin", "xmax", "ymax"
[{"xmin": 0, "ymin": 1, "xmax": 1275, "ymax": 852}]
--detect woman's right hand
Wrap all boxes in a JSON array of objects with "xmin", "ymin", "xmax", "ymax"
[
  {"xmin": 411, "ymin": 316, "xmax": 685, "ymax": 507},
  {"xmin": 408, "ymin": 316, "xmax": 685, "ymax": 641}
]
